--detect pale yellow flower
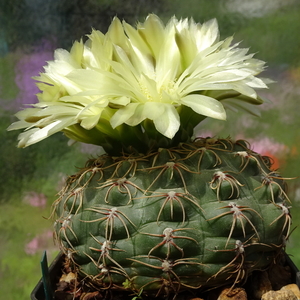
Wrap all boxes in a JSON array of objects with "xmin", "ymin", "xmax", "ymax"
[{"xmin": 8, "ymin": 14, "xmax": 268, "ymax": 149}]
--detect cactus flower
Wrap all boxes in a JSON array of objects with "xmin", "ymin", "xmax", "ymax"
[{"xmin": 8, "ymin": 14, "xmax": 267, "ymax": 152}]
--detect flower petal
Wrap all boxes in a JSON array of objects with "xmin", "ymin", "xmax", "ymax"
[
  {"xmin": 181, "ymin": 94, "xmax": 226, "ymax": 120},
  {"xmin": 110, "ymin": 103, "xmax": 140, "ymax": 128},
  {"xmin": 80, "ymin": 114, "xmax": 101, "ymax": 130},
  {"xmin": 23, "ymin": 118, "xmax": 76, "ymax": 147},
  {"xmin": 153, "ymin": 104, "xmax": 180, "ymax": 138}
]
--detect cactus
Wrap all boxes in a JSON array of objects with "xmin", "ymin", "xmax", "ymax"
[
  {"xmin": 52, "ymin": 137, "xmax": 291, "ymax": 297},
  {"xmin": 8, "ymin": 14, "xmax": 293, "ymax": 299}
]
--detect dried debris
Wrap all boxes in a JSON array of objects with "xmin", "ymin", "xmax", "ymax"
[{"xmin": 216, "ymin": 288, "xmax": 247, "ymax": 300}]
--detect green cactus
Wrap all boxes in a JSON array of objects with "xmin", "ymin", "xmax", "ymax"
[
  {"xmin": 53, "ymin": 137, "xmax": 291, "ymax": 297},
  {"xmin": 8, "ymin": 13, "xmax": 294, "ymax": 299}
]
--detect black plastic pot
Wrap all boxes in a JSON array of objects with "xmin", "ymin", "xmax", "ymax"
[
  {"xmin": 286, "ymin": 254, "xmax": 300, "ymax": 287},
  {"xmin": 31, "ymin": 251, "xmax": 300, "ymax": 300},
  {"xmin": 31, "ymin": 252, "xmax": 64, "ymax": 300}
]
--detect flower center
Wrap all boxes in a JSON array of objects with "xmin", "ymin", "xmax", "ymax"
[{"xmin": 138, "ymin": 77, "xmax": 178, "ymax": 104}]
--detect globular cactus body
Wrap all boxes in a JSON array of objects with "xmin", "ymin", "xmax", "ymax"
[{"xmin": 54, "ymin": 137, "xmax": 291, "ymax": 297}]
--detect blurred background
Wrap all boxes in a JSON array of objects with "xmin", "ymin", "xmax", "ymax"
[{"xmin": 0, "ymin": 0, "xmax": 300, "ymax": 298}]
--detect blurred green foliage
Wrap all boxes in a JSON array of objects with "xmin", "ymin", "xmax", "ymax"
[
  {"xmin": 1, "ymin": 0, "xmax": 300, "ymax": 298},
  {"xmin": 235, "ymin": 8, "xmax": 300, "ymax": 66},
  {"xmin": 0, "ymin": 0, "xmax": 168, "ymax": 50},
  {"xmin": 0, "ymin": 202, "xmax": 58, "ymax": 299},
  {"xmin": 0, "ymin": 55, "xmax": 18, "ymax": 99}
]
